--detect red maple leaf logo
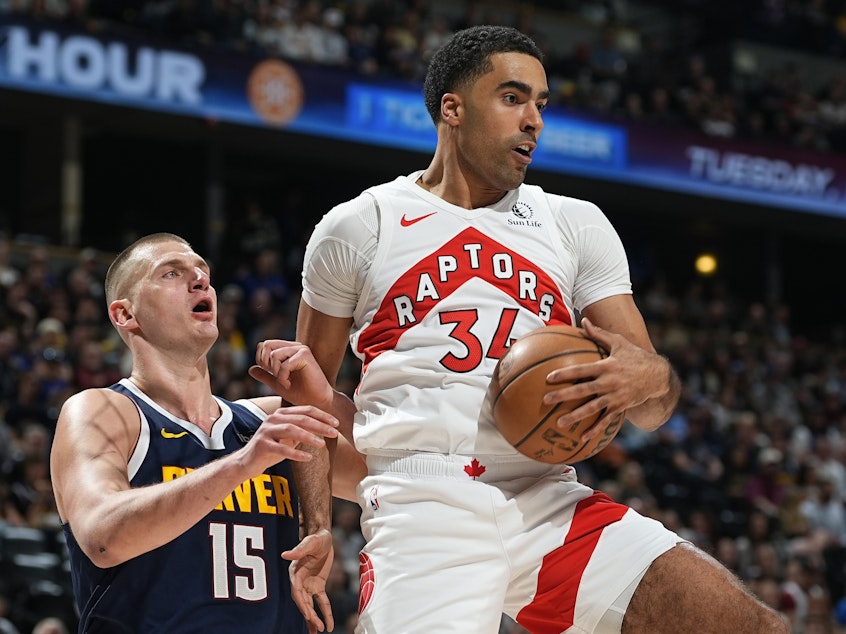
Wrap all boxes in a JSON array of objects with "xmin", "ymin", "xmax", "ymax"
[{"xmin": 464, "ymin": 458, "xmax": 486, "ymax": 480}]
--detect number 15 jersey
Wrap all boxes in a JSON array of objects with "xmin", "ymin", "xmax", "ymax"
[{"xmin": 62, "ymin": 379, "xmax": 306, "ymax": 634}]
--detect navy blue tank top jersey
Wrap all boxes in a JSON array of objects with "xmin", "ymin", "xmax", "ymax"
[{"xmin": 62, "ymin": 379, "xmax": 308, "ymax": 634}]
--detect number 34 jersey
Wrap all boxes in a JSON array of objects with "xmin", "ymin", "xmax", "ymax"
[
  {"xmin": 62, "ymin": 379, "xmax": 306, "ymax": 634},
  {"xmin": 301, "ymin": 172, "xmax": 631, "ymax": 457}
]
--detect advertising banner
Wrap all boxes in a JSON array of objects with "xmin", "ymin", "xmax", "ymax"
[{"xmin": 1, "ymin": 16, "xmax": 844, "ymax": 218}]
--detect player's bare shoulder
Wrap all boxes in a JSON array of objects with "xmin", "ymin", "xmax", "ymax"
[
  {"xmin": 56, "ymin": 387, "xmax": 141, "ymax": 443},
  {"xmin": 52, "ymin": 387, "xmax": 142, "ymax": 520}
]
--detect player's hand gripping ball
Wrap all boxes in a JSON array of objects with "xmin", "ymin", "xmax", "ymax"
[{"xmin": 488, "ymin": 324, "xmax": 626, "ymax": 464}]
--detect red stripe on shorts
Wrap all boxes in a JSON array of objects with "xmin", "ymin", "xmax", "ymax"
[{"xmin": 515, "ymin": 491, "xmax": 628, "ymax": 634}]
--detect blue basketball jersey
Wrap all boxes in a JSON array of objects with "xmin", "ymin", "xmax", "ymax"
[{"xmin": 63, "ymin": 379, "xmax": 307, "ymax": 633}]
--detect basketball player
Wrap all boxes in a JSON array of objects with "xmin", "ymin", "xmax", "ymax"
[
  {"xmin": 50, "ymin": 233, "xmax": 344, "ymax": 633},
  {"xmin": 256, "ymin": 26, "xmax": 789, "ymax": 633}
]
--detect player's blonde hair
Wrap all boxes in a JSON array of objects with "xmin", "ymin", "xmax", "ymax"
[{"xmin": 104, "ymin": 232, "xmax": 191, "ymax": 305}]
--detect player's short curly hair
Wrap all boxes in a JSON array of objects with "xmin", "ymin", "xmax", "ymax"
[{"xmin": 423, "ymin": 25, "xmax": 543, "ymax": 124}]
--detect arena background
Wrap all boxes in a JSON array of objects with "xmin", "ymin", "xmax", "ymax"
[
  {"xmin": 1, "ymin": 17, "xmax": 844, "ymax": 339},
  {"xmin": 1, "ymin": 1, "xmax": 846, "ymax": 632},
  {"xmin": 2, "ymin": 103, "xmax": 844, "ymax": 341}
]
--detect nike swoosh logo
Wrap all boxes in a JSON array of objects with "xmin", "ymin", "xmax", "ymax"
[
  {"xmin": 400, "ymin": 212, "xmax": 437, "ymax": 227},
  {"xmin": 161, "ymin": 428, "xmax": 188, "ymax": 439}
]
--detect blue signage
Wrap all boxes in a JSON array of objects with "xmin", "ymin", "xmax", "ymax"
[{"xmin": 1, "ymin": 16, "xmax": 844, "ymax": 219}]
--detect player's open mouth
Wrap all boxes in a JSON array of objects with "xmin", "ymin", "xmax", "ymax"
[
  {"xmin": 513, "ymin": 143, "xmax": 535, "ymax": 163},
  {"xmin": 193, "ymin": 300, "xmax": 212, "ymax": 313}
]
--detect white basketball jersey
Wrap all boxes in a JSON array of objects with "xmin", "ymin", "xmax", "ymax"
[{"xmin": 332, "ymin": 173, "xmax": 629, "ymax": 456}]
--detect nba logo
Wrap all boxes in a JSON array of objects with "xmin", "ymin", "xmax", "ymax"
[{"xmin": 368, "ymin": 486, "xmax": 380, "ymax": 511}]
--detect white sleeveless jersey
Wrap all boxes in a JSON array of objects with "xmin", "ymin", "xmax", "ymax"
[{"xmin": 302, "ymin": 172, "xmax": 631, "ymax": 456}]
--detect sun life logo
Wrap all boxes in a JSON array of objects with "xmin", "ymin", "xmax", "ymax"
[
  {"xmin": 511, "ymin": 201, "xmax": 534, "ymax": 220},
  {"xmin": 507, "ymin": 201, "xmax": 542, "ymax": 228}
]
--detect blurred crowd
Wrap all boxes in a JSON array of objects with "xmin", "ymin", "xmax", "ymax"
[{"xmin": 0, "ymin": 0, "xmax": 845, "ymax": 152}]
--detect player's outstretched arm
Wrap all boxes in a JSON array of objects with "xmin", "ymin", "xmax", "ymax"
[
  {"xmin": 50, "ymin": 388, "xmax": 338, "ymax": 568},
  {"xmin": 250, "ymin": 339, "xmax": 358, "ymax": 445},
  {"xmin": 250, "ymin": 334, "xmax": 365, "ymax": 499}
]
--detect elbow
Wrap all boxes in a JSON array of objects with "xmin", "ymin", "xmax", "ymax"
[
  {"xmin": 88, "ymin": 552, "xmax": 124, "ymax": 569},
  {"xmin": 82, "ymin": 539, "xmax": 130, "ymax": 569},
  {"xmin": 628, "ymin": 413, "xmax": 666, "ymax": 433},
  {"xmin": 76, "ymin": 526, "xmax": 134, "ymax": 568},
  {"xmin": 626, "ymin": 397, "xmax": 678, "ymax": 432}
]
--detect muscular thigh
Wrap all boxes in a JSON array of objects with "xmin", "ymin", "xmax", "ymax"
[{"xmin": 623, "ymin": 543, "xmax": 789, "ymax": 634}]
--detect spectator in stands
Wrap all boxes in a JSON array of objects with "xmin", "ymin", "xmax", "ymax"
[
  {"xmin": 31, "ymin": 319, "xmax": 66, "ymax": 361},
  {"xmin": 615, "ymin": 458, "xmax": 655, "ymax": 509},
  {"xmin": 4, "ymin": 374, "xmax": 52, "ymax": 433},
  {"xmin": 316, "ymin": 7, "xmax": 350, "ymax": 67},
  {"xmin": 419, "ymin": 14, "xmax": 452, "ymax": 65},
  {"xmin": 234, "ymin": 248, "xmax": 289, "ymax": 314},
  {"xmin": 31, "ymin": 617, "xmax": 68, "ymax": 634},
  {"xmin": 242, "ymin": 2, "xmax": 285, "ymax": 56},
  {"xmin": 8, "ymin": 450, "xmax": 57, "ymax": 529},
  {"xmin": 799, "ymin": 466, "xmax": 846, "ymax": 547},
  {"xmin": 237, "ymin": 199, "xmax": 281, "ymax": 258},
  {"xmin": 746, "ymin": 446, "xmax": 790, "ymax": 518},
  {"xmin": 0, "ymin": 328, "xmax": 23, "ymax": 405},
  {"xmin": 20, "ymin": 246, "xmax": 55, "ymax": 316},
  {"xmin": 29, "ymin": 347, "xmax": 72, "ymax": 421},
  {"xmin": 385, "ymin": 9, "xmax": 424, "ymax": 79},
  {"xmin": 331, "ymin": 499, "xmax": 365, "ymax": 581},
  {"xmin": 278, "ymin": 1, "xmax": 323, "ymax": 62},
  {"xmin": 587, "ymin": 22, "xmax": 627, "ymax": 106},
  {"xmin": 700, "ymin": 94, "xmax": 738, "ymax": 137},
  {"xmin": 345, "ymin": 21, "xmax": 380, "ymax": 75},
  {"xmin": 5, "ymin": 281, "xmax": 37, "ymax": 341},
  {"xmin": 72, "ymin": 340, "xmax": 121, "ymax": 391},
  {"xmin": 812, "ymin": 437, "xmax": 846, "ymax": 495},
  {"xmin": 324, "ymin": 556, "xmax": 358, "ymax": 633},
  {"xmin": 0, "ymin": 479, "xmax": 26, "ymax": 527},
  {"xmin": 211, "ymin": 284, "xmax": 250, "ymax": 379}
]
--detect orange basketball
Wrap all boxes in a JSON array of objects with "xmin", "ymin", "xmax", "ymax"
[{"xmin": 487, "ymin": 324, "xmax": 625, "ymax": 464}]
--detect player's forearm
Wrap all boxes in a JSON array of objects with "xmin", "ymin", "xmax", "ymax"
[
  {"xmin": 293, "ymin": 441, "xmax": 333, "ymax": 534},
  {"xmin": 323, "ymin": 388, "xmax": 357, "ymax": 447},
  {"xmin": 72, "ymin": 454, "xmax": 252, "ymax": 568},
  {"xmin": 627, "ymin": 356, "xmax": 681, "ymax": 431}
]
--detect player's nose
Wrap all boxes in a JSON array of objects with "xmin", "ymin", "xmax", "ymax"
[
  {"xmin": 522, "ymin": 103, "xmax": 543, "ymax": 132},
  {"xmin": 192, "ymin": 267, "xmax": 210, "ymax": 290}
]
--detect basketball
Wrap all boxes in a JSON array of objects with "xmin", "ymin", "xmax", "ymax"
[{"xmin": 488, "ymin": 324, "xmax": 626, "ymax": 464}]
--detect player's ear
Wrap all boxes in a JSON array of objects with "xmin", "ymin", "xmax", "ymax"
[
  {"xmin": 109, "ymin": 298, "xmax": 137, "ymax": 331},
  {"xmin": 441, "ymin": 93, "xmax": 461, "ymax": 127}
]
